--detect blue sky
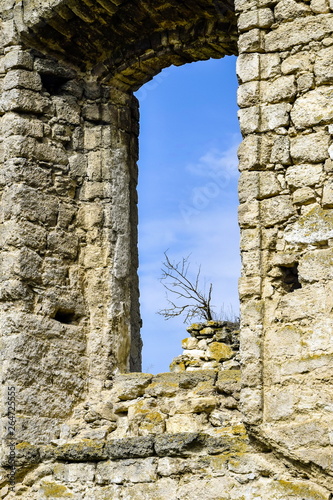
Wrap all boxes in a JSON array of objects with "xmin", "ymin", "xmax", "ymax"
[{"xmin": 135, "ymin": 56, "xmax": 241, "ymax": 374}]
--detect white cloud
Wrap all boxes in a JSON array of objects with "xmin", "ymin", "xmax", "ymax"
[{"xmin": 186, "ymin": 134, "xmax": 241, "ymax": 179}]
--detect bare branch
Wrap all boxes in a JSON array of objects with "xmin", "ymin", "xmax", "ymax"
[{"xmin": 157, "ymin": 251, "xmax": 215, "ymax": 323}]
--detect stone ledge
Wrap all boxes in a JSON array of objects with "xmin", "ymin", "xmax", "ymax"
[{"xmin": 3, "ymin": 429, "xmax": 248, "ymax": 468}]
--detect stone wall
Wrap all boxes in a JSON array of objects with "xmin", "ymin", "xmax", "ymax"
[
  {"xmin": 0, "ymin": 44, "xmax": 142, "ymax": 453},
  {"xmin": 0, "ymin": 0, "xmax": 333, "ymax": 498},
  {"xmin": 236, "ymin": 0, "xmax": 333, "ymax": 477},
  {"xmin": 1, "ymin": 323, "xmax": 332, "ymax": 499}
]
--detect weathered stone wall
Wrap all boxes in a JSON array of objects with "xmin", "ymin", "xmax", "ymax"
[
  {"xmin": 236, "ymin": 0, "xmax": 333, "ymax": 478},
  {"xmin": 1, "ymin": 324, "xmax": 332, "ymax": 498},
  {"xmin": 0, "ymin": 0, "xmax": 333, "ymax": 498},
  {"xmin": 0, "ymin": 44, "xmax": 142, "ymax": 452}
]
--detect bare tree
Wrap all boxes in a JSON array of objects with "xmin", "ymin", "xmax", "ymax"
[{"xmin": 158, "ymin": 252, "xmax": 215, "ymax": 323}]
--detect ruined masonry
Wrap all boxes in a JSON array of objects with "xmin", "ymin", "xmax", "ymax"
[{"xmin": 0, "ymin": 0, "xmax": 333, "ymax": 498}]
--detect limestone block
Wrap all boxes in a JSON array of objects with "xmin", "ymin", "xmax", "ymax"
[
  {"xmin": 291, "ymin": 87, "xmax": 333, "ymax": 129},
  {"xmin": 87, "ymin": 150, "xmax": 102, "ymax": 181},
  {"xmin": 235, "ymin": 0, "xmax": 257, "ymax": 11},
  {"xmin": 54, "ymin": 463, "xmax": 95, "ymax": 483},
  {"xmin": 242, "ymin": 249, "xmax": 261, "ymax": 275},
  {"xmin": 3, "ymin": 49, "xmax": 34, "ymax": 71},
  {"xmin": 322, "ymin": 179, "xmax": 333, "ymax": 207},
  {"xmin": 311, "ymin": 0, "xmax": 330, "ymax": 13},
  {"xmin": 42, "ymin": 257, "xmax": 68, "ymax": 286},
  {"xmin": 3, "ymin": 69, "xmax": 42, "ymax": 91},
  {"xmin": 82, "ymin": 245, "xmax": 108, "ymax": 268},
  {"xmin": 260, "ymin": 53, "xmax": 281, "ymax": 80},
  {"xmin": 260, "ymin": 195, "xmax": 295, "ymax": 226},
  {"xmin": 53, "ymin": 96, "xmax": 81, "ymax": 125},
  {"xmin": 236, "ymin": 53, "xmax": 260, "ymax": 83},
  {"xmin": 57, "ymin": 204, "xmax": 76, "ymax": 229},
  {"xmin": 290, "ymin": 132, "xmax": 329, "ymax": 163},
  {"xmin": 265, "ymin": 14, "xmax": 333, "ymax": 51},
  {"xmin": 238, "ymin": 200, "xmax": 260, "ymax": 228},
  {"xmin": 259, "ymin": 172, "xmax": 282, "ymax": 199},
  {"xmin": 84, "ymin": 125, "xmax": 103, "ymax": 150},
  {"xmin": 275, "ymin": 284, "xmax": 327, "ymax": 322},
  {"xmin": 0, "ymin": 220, "xmax": 46, "ymax": 250},
  {"xmin": 47, "ymin": 231, "xmax": 78, "ymax": 260},
  {"xmin": 292, "ymin": 187, "xmax": 316, "ymax": 205},
  {"xmin": 0, "ymin": 247, "xmax": 42, "ymax": 282},
  {"xmin": 285, "ymin": 164, "xmax": 323, "ymax": 188},
  {"xmin": 299, "ymin": 248, "xmax": 333, "ymax": 283},
  {"xmin": 0, "ymin": 278, "xmax": 33, "ymax": 302},
  {"xmin": 264, "ymin": 386, "xmax": 295, "ymax": 421},
  {"xmin": 122, "ymin": 478, "xmax": 178, "ymax": 500},
  {"xmin": 274, "ymin": 0, "xmax": 311, "ymax": 22},
  {"xmin": 36, "ymin": 141, "xmax": 68, "ymax": 165},
  {"xmin": 300, "ymin": 317, "xmax": 333, "ymax": 353},
  {"xmin": 0, "ymin": 112, "xmax": 44, "ymax": 138},
  {"xmin": 145, "ymin": 374, "xmax": 181, "ymax": 398},
  {"xmin": 261, "ymin": 76, "xmax": 296, "ymax": 104},
  {"xmin": 112, "ymin": 373, "xmax": 152, "ymax": 401},
  {"xmin": 80, "ymin": 181, "xmax": 111, "ymax": 201},
  {"xmin": 96, "ymin": 458, "xmax": 157, "ymax": 485},
  {"xmin": 237, "ymin": 81, "xmax": 259, "ymax": 108},
  {"xmin": 2, "ymin": 19, "xmax": 19, "ymax": 47},
  {"xmin": 182, "ymin": 349, "xmax": 205, "ymax": 359},
  {"xmin": 266, "ymin": 419, "xmax": 330, "ymax": 450},
  {"xmin": 265, "ymin": 324, "xmax": 302, "ymax": 359},
  {"xmin": 297, "ymin": 73, "xmax": 315, "ymax": 94},
  {"xmin": 77, "ymin": 204, "xmax": 103, "ymax": 229},
  {"xmin": 69, "ymin": 153, "xmax": 87, "ymax": 178},
  {"xmin": 238, "ymin": 8, "xmax": 273, "ymax": 32},
  {"xmin": 181, "ymin": 337, "xmax": 198, "ymax": 350},
  {"xmin": 3, "ymin": 134, "xmax": 36, "ymax": 160},
  {"xmin": 2, "ymin": 185, "xmax": 58, "ymax": 226},
  {"xmin": 315, "ymin": 46, "xmax": 333, "ymax": 84},
  {"xmin": 0, "ymin": 88, "xmax": 49, "ymax": 114},
  {"xmin": 284, "ymin": 205, "xmax": 333, "ymax": 244},
  {"xmin": 154, "ymin": 433, "xmax": 198, "ymax": 456},
  {"xmin": 260, "ymin": 103, "xmax": 291, "ymax": 131},
  {"xmin": 270, "ymin": 135, "xmax": 290, "ymax": 165},
  {"xmin": 281, "ymin": 53, "xmax": 312, "ymax": 75},
  {"xmin": 206, "ymin": 342, "xmax": 233, "ymax": 362},
  {"xmin": 166, "ymin": 415, "xmax": 200, "ymax": 433},
  {"xmin": 177, "ymin": 477, "xmax": 239, "ymax": 500},
  {"xmin": 240, "ymin": 387, "xmax": 262, "ymax": 424},
  {"xmin": 238, "ymin": 171, "xmax": 259, "ymax": 202},
  {"xmin": 37, "ymin": 481, "xmax": 75, "ymax": 499},
  {"xmin": 157, "ymin": 456, "xmax": 195, "ymax": 477},
  {"xmin": 240, "ymin": 228, "xmax": 261, "ymax": 252},
  {"xmin": 239, "ymin": 277, "xmax": 261, "ymax": 298},
  {"xmin": 105, "ymin": 436, "xmax": 154, "ymax": 458},
  {"xmin": 216, "ymin": 370, "xmax": 241, "ymax": 395},
  {"xmin": 237, "ymin": 135, "xmax": 260, "ymax": 170},
  {"xmin": 238, "ymin": 106, "xmax": 260, "ymax": 134},
  {"xmin": 238, "ymin": 29, "xmax": 263, "ymax": 53}
]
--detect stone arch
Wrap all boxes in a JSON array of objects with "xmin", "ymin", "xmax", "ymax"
[{"xmin": 20, "ymin": 0, "xmax": 238, "ymax": 89}]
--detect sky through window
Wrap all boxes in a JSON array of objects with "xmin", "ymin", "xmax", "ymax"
[{"xmin": 135, "ymin": 56, "xmax": 241, "ymax": 374}]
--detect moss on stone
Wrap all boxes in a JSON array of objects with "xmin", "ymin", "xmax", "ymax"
[
  {"xmin": 207, "ymin": 342, "xmax": 234, "ymax": 361},
  {"xmin": 277, "ymin": 479, "xmax": 329, "ymax": 499},
  {"xmin": 41, "ymin": 481, "xmax": 74, "ymax": 498}
]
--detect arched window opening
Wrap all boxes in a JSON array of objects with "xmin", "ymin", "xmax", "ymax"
[{"xmin": 135, "ymin": 57, "xmax": 241, "ymax": 374}]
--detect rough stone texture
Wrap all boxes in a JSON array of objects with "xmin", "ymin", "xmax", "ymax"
[{"xmin": 0, "ymin": 0, "xmax": 333, "ymax": 498}]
